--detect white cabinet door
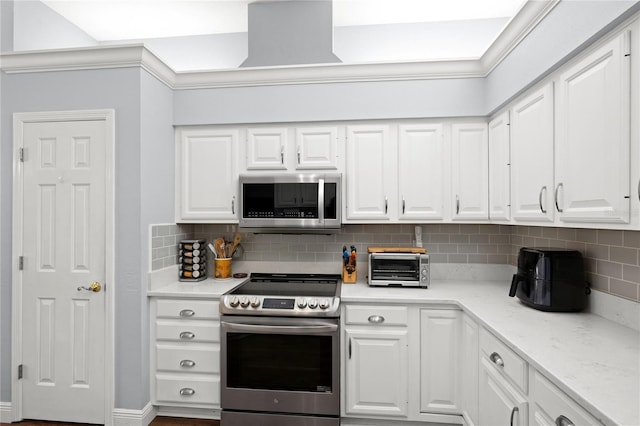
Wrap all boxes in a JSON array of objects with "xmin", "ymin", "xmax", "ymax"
[
  {"xmin": 175, "ymin": 127, "xmax": 238, "ymax": 222},
  {"xmin": 479, "ymin": 358, "xmax": 528, "ymax": 426},
  {"xmin": 489, "ymin": 112, "xmax": 511, "ymax": 221},
  {"xmin": 398, "ymin": 123, "xmax": 446, "ymax": 220},
  {"xmin": 451, "ymin": 122, "xmax": 489, "ymax": 220},
  {"xmin": 345, "ymin": 328, "xmax": 408, "ymax": 417},
  {"xmin": 295, "ymin": 126, "xmax": 339, "ymax": 170},
  {"xmin": 511, "ymin": 83, "xmax": 555, "ymax": 222},
  {"xmin": 555, "ymin": 31, "xmax": 631, "ymax": 223},
  {"xmin": 246, "ymin": 127, "xmax": 288, "ymax": 170},
  {"xmin": 420, "ymin": 309, "xmax": 460, "ymax": 414},
  {"xmin": 345, "ymin": 125, "xmax": 396, "ymax": 220},
  {"xmin": 460, "ymin": 314, "xmax": 479, "ymax": 426}
]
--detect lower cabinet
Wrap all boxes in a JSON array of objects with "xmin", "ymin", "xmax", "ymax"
[
  {"xmin": 479, "ymin": 357, "xmax": 528, "ymax": 426},
  {"xmin": 460, "ymin": 313, "xmax": 479, "ymax": 425},
  {"xmin": 151, "ymin": 297, "xmax": 221, "ymax": 409}
]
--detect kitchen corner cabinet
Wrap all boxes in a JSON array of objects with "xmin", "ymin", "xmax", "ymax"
[
  {"xmin": 460, "ymin": 313, "xmax": 479, "ymax": 426},
  {"xmin": 510, "ymin": 83, "xmax": 555, "ymax": 223},
  {"xmin": 488, "ymin": 112, "xmax": 511, "ymax": 221},
  {"xmin": 151, "ymin": 298, "xmax": 221, "ymax": 409},
  {"xmin": 343, "ymin": 305, "xmax": 409, "ymax": 418},
  {"xmin": 555, "ymin": 31, "xmax": 631, "ymax": 224},
  {"xmin": 175, "ymin": 127, "xmax": 238, "ymax": 222},
  {"xmin": 245, "ymin": 125, "xmax": 340, "ymax": 171},
  {"xmin": 345, "ymin": 125, "xmax": 397, "ymax": 220},
  {"xmin": 451, "ymin": 122, "xmax": 489, "ymax": 221},
  {"xmin": 419, "ymin": 309, "xmax": 461, "ymax": 414}
]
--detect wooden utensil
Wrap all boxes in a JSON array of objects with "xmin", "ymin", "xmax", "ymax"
[
  {"xmin": 230, "ymin": 232, "xmax": 242, "ymax": 256},
  {"xmin": 214, "ymin": 238, "xmax": 226, "ymax": 259}
]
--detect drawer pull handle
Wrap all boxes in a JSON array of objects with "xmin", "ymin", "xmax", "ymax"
[
  {"xmin": 179, "ymin": 331, "xmax": 195, "ymax": 340},
  {"xmin": 179, "ymin": 388, "xmax": 195, "ymax": 396},
  {"xmin": 368, "ymin": 315, "xmax": 385, "ymax": 324},
  {"xmin": 510, "ymin": 406, "xmax": 519, "ymax": 426},
  {"xmin": 179, "ymin": 309, "xmax": 195, "ymax": 317},
  {"xmin": 489, "ymin": 352, "xmax": 504, "ymax": 367},
  {"xmin": 180, "ymin": 359, "xmax": 196, "ymax": 368},
  {"xmin": 555, "ymin": 415, "xmax": 575, "ymax": 426}
]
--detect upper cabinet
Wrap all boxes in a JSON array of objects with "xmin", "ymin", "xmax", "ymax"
[
  {"xmin": 451, "ymin": 122, "xmax": 489, "ymax": 221},
  {"xmin": 488, "ymin": 112, "xmax": 511, "ymax": 222},
  {"xmin": 175, "ymin": 127, "xmax": 238, "ymax": 222},
  {"xmin": 510, "ymin": 83, "xmax": 555, "ymax": 223},
  {"xmin": 245, "ymin": 125, "xmax": 341, "ymax": 171},
  {"xmin": 555, "ymin": 31, "xmax": 631, "ymax": 224}
]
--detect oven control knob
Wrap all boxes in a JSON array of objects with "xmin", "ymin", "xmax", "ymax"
[
  {"xmin": 240, "ymin": 297, "xmax": 250, "ymax": 308},
  {"xmin": 308, "ymin": 298, "xmax": 318, "ymax": 309},
  {"xmin": 250, "ymin": 297, "xmax": 260, "ymax": 308},
  {"xmin": 319, "ymin": 299, "xmax": 330, "ymax": 310},
  {"xmin": 296, "ymin": 298, "xmax": 307, "ymax": 309},
  {"xmin": 229, "ymin": 296, "xmax": 240, "ymax": 308}
]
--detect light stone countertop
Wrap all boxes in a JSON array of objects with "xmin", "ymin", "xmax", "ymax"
[{"xmin": 147, "ymin": 264, "xmax": 640, "ymax": 426}]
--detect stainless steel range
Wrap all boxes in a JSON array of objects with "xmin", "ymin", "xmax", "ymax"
[{"xmin": 220, "ymin": 273, "xmax": 341, "ymax": 426}]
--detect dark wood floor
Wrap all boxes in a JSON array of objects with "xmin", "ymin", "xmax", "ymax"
[{"xmin": 1, "ymin": 417, "xmax": 220, "ymax": 426}]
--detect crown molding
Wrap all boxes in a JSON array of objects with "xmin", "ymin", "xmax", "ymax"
[{"xmin": 0, "ymin": 1, "xmax": 558, "ymax": 90}]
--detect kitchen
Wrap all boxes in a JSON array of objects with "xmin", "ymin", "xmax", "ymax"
[{"xmin": 1, "ymin": 1, "xmax": 640, "ymax": 426}]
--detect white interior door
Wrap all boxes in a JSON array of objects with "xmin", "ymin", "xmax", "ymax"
[{"xmin": 19, "ymin": 118, "xmax": 108, "ymax": 424}]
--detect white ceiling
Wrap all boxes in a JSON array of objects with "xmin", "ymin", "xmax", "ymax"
[{"xmin": 41, "ymin": 0, "xmax": 526, "ymax": 41}]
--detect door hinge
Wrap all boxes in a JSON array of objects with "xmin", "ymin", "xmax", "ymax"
[
  {"xmin": 19, "ymin": 148, "xmax": 24, "ymax": 162},
  {"xmin": 18, "ymin": 256, "xmax": 24, "ymax": 271},
  {"xmin": 18, "ymin": 364, "xmax": 23, "ymax": 379}
]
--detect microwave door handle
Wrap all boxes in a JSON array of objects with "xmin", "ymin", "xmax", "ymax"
[
  {"xmin": 318, "ymin": 178, "xmax": 325, "ymax": 224},
  {"xmin": 222, "ymin": 321, "xmax": 338, "ymax": 335}
]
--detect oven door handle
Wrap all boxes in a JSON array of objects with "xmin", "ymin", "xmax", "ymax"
[{"xmin": 221, "ymin": 321, "xmax": 338, "ymax": 334}]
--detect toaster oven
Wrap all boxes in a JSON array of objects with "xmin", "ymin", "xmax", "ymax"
[{"xmin": 368, "ymin": 249, "xmax": 429, "ymax": 288}]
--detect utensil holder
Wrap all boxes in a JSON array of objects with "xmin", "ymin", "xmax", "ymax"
[{"xmin": 214, "ymin": 258, "xmax": 232, "ymax": 279}]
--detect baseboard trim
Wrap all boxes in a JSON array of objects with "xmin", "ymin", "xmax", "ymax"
[
  {"xmin": 156, "ymin": 406, "xmax": 220, "ymax": 420},
  {"xmin": 0, "ymin": 402, "xmax": 13, "ymax": 423},
  {"xmin": 112, "ymin": 403, "xmax": 157, "ymax": 426}
]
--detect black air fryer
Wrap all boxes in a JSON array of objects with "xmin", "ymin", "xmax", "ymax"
[{"xmin": 509, "ymin": 248, "xmax": 590, "ymax": 312}]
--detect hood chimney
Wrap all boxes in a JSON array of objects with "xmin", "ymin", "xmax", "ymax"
[{"xmin": 240, "ymin": 0, "xmax": 341, "ymax": 67}]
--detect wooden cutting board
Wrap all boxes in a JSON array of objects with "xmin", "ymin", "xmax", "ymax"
[{"xmin": 367, "ymin": 246, "xmax": 427, "ymax": 254}]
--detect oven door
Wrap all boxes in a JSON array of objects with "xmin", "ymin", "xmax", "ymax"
[{"xmin": 220, "ymin": 315, "xmax": 340, "ymax": 417}]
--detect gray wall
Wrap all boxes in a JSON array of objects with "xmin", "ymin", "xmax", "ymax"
[{"xmin": 0, "ymin": 67, "xmax": 174, "ymax": 410}]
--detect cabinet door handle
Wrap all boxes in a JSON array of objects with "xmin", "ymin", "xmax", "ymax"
[
  {"xmin": 368, "ymin": 315, "xmax": 385, "ymax": 324},
  {"xmin": 179, "ymin": 309, "xmax": 195, "ymax": 317},
  {"xmin": 297, "ymin": 145, "xmax": 301, "ymax": 164},
  {"xmin": 510, "ymin": 406, "xmax": 519, "ymax": 426},
  {"xmin": 637, "ymin": 179, "xmax": 639, "ymax": 201},
  {"xmin": 555, "ymin": 183, "xmax": 564, "ymax": 213},
  {"xmin": 179, "ymin": 388, "xmax": 195, "ymax": 396},
  {"xmin": 232, "ymin": 196, "xmax": 235, "ymax": 215},
  {"xmin": 348, "ymin": 337, "xmax": 352, "ymax": 359},
  {"xmin": 180, "ymin": 359, "xmax": 196, "ymax": 368},
  {"xmin": 402, "ymin": 197, "xmax": 406, "ymax": 214},
  {"xmin": 384, "ymin": 196, "xmax": 388, "ymax": 214},
  {"xmin": 456, "ymin": 195, "xmax": 460, "ymax": 215},
  {"xmin": 539, "ymin": 186, "xmax": 547, "ymax": 214},
  {"xmin": 489, "ymin": 351, "xmax": 504, "ymax": 367},
  {"xmin": 179, "ymin": 331, "xmax": 195, "ymax": 340},
  {"xmin": 555, "ymin": 415, "xmax": 575, "ymax": 426},
  {"xmin": 280, "ymin": 145, "xmax": 284, "ymax": 165}
]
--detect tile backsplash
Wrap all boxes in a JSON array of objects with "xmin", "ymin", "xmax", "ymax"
[{"xmin": 150, "ymin": 223, "xmax": 640, "ymax": 302}]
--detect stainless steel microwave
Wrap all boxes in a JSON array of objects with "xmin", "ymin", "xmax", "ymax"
[{"xmin": 239, "ymin": 173, "xmax": 342, "ymax": 230}]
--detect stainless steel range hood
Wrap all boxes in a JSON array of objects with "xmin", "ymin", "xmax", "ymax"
[{"xmin": 240, "ymin": 0, "xmax": 341, "ymax": 67}]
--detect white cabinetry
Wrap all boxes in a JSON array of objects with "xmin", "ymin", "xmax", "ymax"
[
  {"xmin": 295, "ymin": 126, "xmax": 340, "ymax": 170},
  {"xmin": 510, "ymin": 83, "xmax": 555, "ymax": 223},
  {"xmin": 151, "ymin": 298, "xmax": 221, "ymax": 409},
  {"xmin": 489, "ymin": 112, "xmax": 511, "ymax": 221},
  {"xmin": 419, "ymin": 309, "xmax": 460, "ymax": 414},
  {"xmin": 246, "ymin": 127, "xmax": 288, "ymax": 170},
  {"xmin": 345, "ymin": 125, "xmax": 396, "ymax": 220},
  {"xmin": 398, "ymin": 124, "xmax": 446, "ymax": 220},
  {"xmin": 451, "ymin": 122, "xmax": 489, "ymax": 221},
  {"xmin": 343, "ymin": 305, "xmax": 408, "ymax": 417},
  {"xmin": 175, "ymin": 127, "xmax": 238, "ymax": 222},
  {"xmin": 460, "ymin": 313, "xmax": 479, "ymax": 426},
  {"xmin": 555, "ymin": 31, "xmax": 631, "ymax": 224}
]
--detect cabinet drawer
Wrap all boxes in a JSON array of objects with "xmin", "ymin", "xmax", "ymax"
[
  {"xmin": 480, "ymin": 327, "xmax": 528, "ymax": 393},
  {"xmin": 156, "ymin": 319, "xmax": 220, "ymax": 342},
  {"xmin": 156, "ymin": 299, "xmax": 219, "ymax": 320},
  {"xmin": 156, "ymin": 374, "xmax": 220, "ymax": 405},
  {"xmin": 532, "ymin": 371, "xmax": 601, "ymax": 426},
  {"xmin": 156, "ymin": 344, "xmax": 220, "ymax": 374},
  {"xmin": 345, "ymin": 305, "xmax": 408, "ymax": 326}
]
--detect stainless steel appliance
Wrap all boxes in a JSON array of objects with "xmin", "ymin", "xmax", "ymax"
[
  {"xmin": 509, "ymin": 247, "xmax": 590, "ymax": 312},
  {"xmin": 220, "ymin": 273, "xmax": 341, "ymax": 426},
  {"xmin": 368, "ymin": 248, "xmax": 430, "ymax": 288},
  {"xmin": 239, "ymin": 173, "xmax": 341, "ymax": 230}
]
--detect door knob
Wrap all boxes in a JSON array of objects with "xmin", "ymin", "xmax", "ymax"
[{"xmin": 77, "ymin": 281, "xmax": 102, "ymax": 292}]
